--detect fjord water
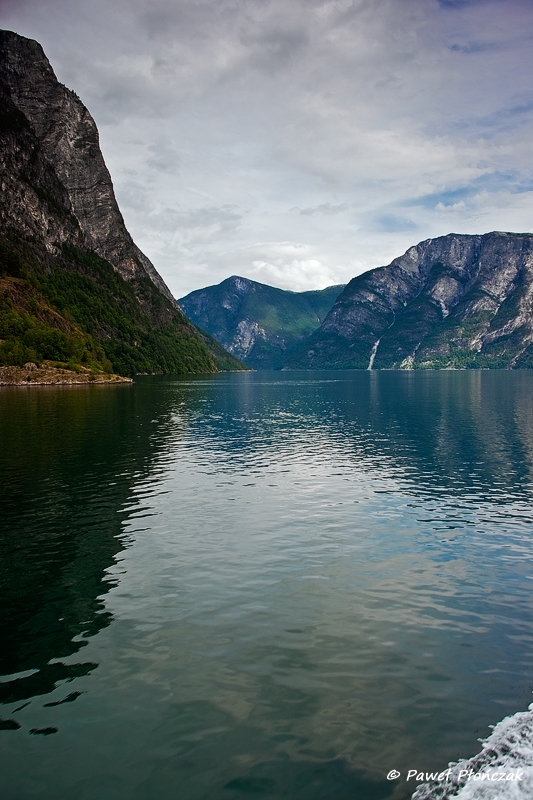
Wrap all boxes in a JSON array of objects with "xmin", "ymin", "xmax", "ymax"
[{"xmin": 1, "ymin": 371, "xmax": 533, "ymax": 800}]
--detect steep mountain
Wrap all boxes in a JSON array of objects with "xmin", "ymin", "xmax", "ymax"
[
  {"xmin": 285, "ymin": 232, "xmax": 533, "ymax": 370},
  {"xmin": 0, "ymin": 30, "xmax": 246, "ymax": 376},
  {"xmin": 179, "ymin": 276, "xmax": 344, "ymax": 369}
]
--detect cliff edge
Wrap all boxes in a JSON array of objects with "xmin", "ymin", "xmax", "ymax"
[
  {"xmin": 286, "ymin": 232, "xmax": 533, "ymax": 370},
  {"xmin": 0, "ymin": 30, "xmax": 246, "ymax": 376}
]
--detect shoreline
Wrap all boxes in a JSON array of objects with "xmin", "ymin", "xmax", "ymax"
[{"xmin": 0, "ymin": 363, "xmax": 132, "ymax": 386}]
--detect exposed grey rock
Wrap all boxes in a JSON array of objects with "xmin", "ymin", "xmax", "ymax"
[
  {"xmin": 0, "ymin": 29, "xmax": 175, "ymax": 304},
  {"xmin": 180, "ymin": 275, "xmax": 344, "ymax": 369},
  {"xmin": 286, "ymin": 232, "xmax": 533, "ymax": 370},
  {"xmin": 0, "ymin": 29, "xmax": 246, "ymax": 375}
]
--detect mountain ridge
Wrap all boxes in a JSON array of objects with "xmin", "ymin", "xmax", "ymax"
[
  {"xmin": 180, "ymin": 275, "xmax": 345, "ymax": 369},
  {"xmin": 285, "ymin": 231, "xmax": 533, "ymax": 370},
  {"xmin": 0, "ymin": 29, "xmax": 247, "ymax": 377}
]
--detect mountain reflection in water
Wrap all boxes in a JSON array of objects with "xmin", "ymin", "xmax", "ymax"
[
  {"xmin": 0, "ymin": 384, "xmax": 172, "ymax": 703},
  {"xmin": 1, "ymin": 371, "xmax": 533, "ymax": 800}
]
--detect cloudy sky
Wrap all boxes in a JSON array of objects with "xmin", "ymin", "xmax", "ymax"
[{"xmin": 2, "ymin": 0, "xmax": 533, "ymax": 297}]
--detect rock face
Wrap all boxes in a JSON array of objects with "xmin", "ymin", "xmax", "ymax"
[
  {"xmin": 286, "ymin": 232, "xmax": 533, "ymax": 370},
  {"xmin": 180, "ymin": 276, "xmax": 345, "ymax": 369},
  {"xmin": 0, "ymin": 30, "xmax": 246, "ymax": 376},
  {"xmin": 0, "ymin": 29, "xmax": 173, "ymax": 301}
]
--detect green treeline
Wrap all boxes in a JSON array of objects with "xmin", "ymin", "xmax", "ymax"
[{"xmin": 0, "ymin": 239, "xmax": 229, "ymax": 376}]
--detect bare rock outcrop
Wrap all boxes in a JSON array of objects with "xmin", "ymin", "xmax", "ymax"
[
  {"xmin": 180, "ymin": 276, "xmax": 344, "ymax": 369},
  {"xmin": 0, "ymin": 29, "xmax": 174, "ymax": 303},
  {"xmin": 0, "ymin": 30, "xmax": 246, "ymax": 376},
  {"xmin": 286, "ymin": 232, "xmax": 533, "ymax": 370}
]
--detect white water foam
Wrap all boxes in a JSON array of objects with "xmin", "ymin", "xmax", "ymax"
[
  {"xmin": 413, "ymin": 704, "xmax": 533, "ymax": 799},
  {"xmin": 367, "ymin": 338, "xmax": 381, "ymax": 370}
]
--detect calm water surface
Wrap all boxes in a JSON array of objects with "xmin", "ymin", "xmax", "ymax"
[{"xmin": 1, "ymin": 370, "xmax": 533, "ymax": 800}]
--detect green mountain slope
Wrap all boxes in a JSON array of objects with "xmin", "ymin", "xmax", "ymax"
[
  {"xmin": 180, "ymin": 276, "xmax": 345, "ymax": 369},
  {"xmin": 0, "ymin": 241, "xmax": 233, "ymax": 376},
  {"xmin": 0, "ymin": 30, "xmax": 246, "ymax": 377}
]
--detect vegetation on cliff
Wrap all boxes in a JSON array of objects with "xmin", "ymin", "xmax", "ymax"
[
  {"xmin": 0, "ymin": 30, "xmax": 247, "ymax": 378},
  {"xmin": 0, "ymin": 237, "xmax": 241, "ymax": 376},
  {"xmin": 180, "ymin": 276, "xmax": 344, "ymax": 369}
]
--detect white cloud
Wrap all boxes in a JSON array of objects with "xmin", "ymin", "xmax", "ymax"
[
  {"xmin": 146, "ymin": 138, "xmax": 181, "ymax": 174},
  {"xmin": 297, "ymin": 203, "xmax": 350, "ymax": 216},
  {"xmin": 245, "ymin": 241, "xmax": 339, "ymax": 291},
  {"xmin": 2, "ymin": 0, "xmax": 533, "ymax": 296},
  {"xmin": 436, "ymin": 201, "xmax": 467, "ymax": 212},
  {"xmin": 251, "ymin": 258, "xmax": 338, "ymax": 292}
]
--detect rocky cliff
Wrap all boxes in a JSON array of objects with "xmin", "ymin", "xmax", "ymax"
[
  {"xmin": 180, "ymin": 276, "xmax": 344, "ymax": 369},
  {"xmin": 0, "ymin": 30, "xmax": 174, "ymax": 301},
  {"xmin": 286, "ymin": 232, "xmax": 533, "ymax": 370},
  {"xmin": 0, "ymin": 30, "xmax": 245, "ymax": 376}
]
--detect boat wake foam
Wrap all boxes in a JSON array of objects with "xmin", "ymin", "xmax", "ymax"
[{"xmin": 413, "ymin": 704, "xmax": 533, "ymax": 799}]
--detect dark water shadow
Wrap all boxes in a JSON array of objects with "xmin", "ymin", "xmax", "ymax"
[{"xmin": 0, "ymin": 382, "xmax": 201, "ymax": 711}]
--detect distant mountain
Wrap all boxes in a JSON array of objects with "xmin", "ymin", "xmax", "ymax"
[
  {"xmin": 285, "ymin": 232, "xmax": 533, "ymax": 370},
  {"xmin": 180, "ymin": 276, "xmax": 345, "ymax": 369},
  {"xmin": 0, "ymin": 30, "xmax": 246, "ymax": 376}
]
